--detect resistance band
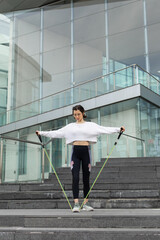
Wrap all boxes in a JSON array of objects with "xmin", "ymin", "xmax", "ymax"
[
  {"xmin": 36, "ymin": 129, "xmax": 123, "ymax": 212},
  {"xmin": 36, "ymin": 133, "xmax": 73, "ymax": 211},
  {"xmin": 80, "ymin": 129, "xmax": 123, "ymax": 209}
]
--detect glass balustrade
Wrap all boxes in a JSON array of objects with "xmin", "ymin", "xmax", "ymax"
[
  {"xmin": 0, "ymin": 137, "xmax": 42, "ymax": 183},
  {"xmin": 0, "ymin": 64, "xmax": 159, "ymax": 127},
  {"xmin": 0, "ymin": 132, "xmax": 146, "ymax": 183}
]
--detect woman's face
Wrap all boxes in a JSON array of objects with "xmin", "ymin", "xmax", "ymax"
[{"xmin": 73, "ymin": 110, "xmax": 84, "ymax": 122}]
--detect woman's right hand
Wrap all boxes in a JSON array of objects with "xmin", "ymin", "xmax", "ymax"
[{"xmin": 36, "ymin": 131, "xmax": 40, "ymax": 135}]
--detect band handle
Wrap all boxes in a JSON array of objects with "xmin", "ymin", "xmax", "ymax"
[
  {"xmin": 114, "ymin": 128, "xmax": 124, "ymax": 145},
  {"xmin": 36, "ymin": 131, "xmax": 44, "ymax": 148},
  {"xmin": 117, "ymin": 127, "xmax": 124, "ymax": 140}
]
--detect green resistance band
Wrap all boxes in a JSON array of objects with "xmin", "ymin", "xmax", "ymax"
[
  {"xmin": 36, "ymin": 133, "xmax": 73, "ymax": 211},
  {"xmin": 80, "ymin": 130, "xmax": 123, "ymax": 209},
  {"xmin": 37, "ymin": 129, "xmax": 123, "ymax": 212},
  {"xmin": 44, "ymin": 148, "xmax": 73, "ymax": 211}
]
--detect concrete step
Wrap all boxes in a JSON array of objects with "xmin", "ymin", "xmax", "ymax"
[
  {"xmin": 49, "ymin": 171, "xmax": 159, "ymax": 179},
  {"xmin": 54, "ymin": 166, "xmax": 160, "ymax": 175},
  {"xmin": 0, "ymin": 209, "xmax": 160, "ymax": 228},
  {"xmin": 0, "ymin": 190, "xmax": 158, "ymax": 200},
  {"xmin": 1, "ymin": 227, "xmax": 160, "ymax": 240},
  {"xmin": 64, "ymin": 182, "xmax": 160, "ymax": 190},
  {"xmin": 45, "ymin": 177, "xmax": 160, "ymax": 185},
  {"xmin": 0, "ymin": 198, "xmax": 160, "ymax": 209},
  {"xmin": 0, "ymin": 209, "xmax": 160, "ymax": 240},
  {"xmin": 100, "ymin": 157, "xmax": 160, "ymax": 165}
]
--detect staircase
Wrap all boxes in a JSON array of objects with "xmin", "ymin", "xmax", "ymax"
[
  {"xmin": 0, "ymin": 157, "xmax": 160, "ymax": 209},
  {"xmin": 0, "ymin": 157, "xmax": 160, "ymax": 239}
]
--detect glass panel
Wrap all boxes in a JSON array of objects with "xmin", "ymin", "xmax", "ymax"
[
  {"xmin": 43, "ymin": 22, "xmax": 71, "ymax": 52},
  {"xmin": 14, "ymin": 50, "xmax": 40, "ymax": 107},
  {"xmin": 139, "ymin": 98, "xmax": 160, "ymax": 157},
  {"xmin": 43, "ymin": 4, "xmax": 71, "ymax": 29},
  {"xmin": 42, "ymin": 72, "xmax": 71, "ymax": 98},
  {"xmin": 97, "ymin": 76, "xmax": 109, "ymax": 95},
  {"xmin": 100, "ymin": 98, "xmax": 141, "ymax": 158},
  {"xmin": 138, "ymin": 67, "xmax": 160, "ymax": 95},
  {"xmin": 74, "ymin": 0, "xmax": 104, "ymax": 19},
  {"xmin": 146, "ymin": 0, "xmax": 160, "ymax": 25},
  {"xmin": 0, "ymin": 89, "xmax": 7, "ymax": 107},
  {"xmin": 149, "ymin": 51, "xmax": 160, "ymax": 79},
  {"xmin": 138, "ymin": 69, "xmax": 148, "ymax": 87},
  {"xmin": 1, "ymin": 139, "xmax": 41, "ymax": 183},
  {"xmin": 74, "ymin": 11, "xmax": 105, "ymax": 43},
  {"xmin": 150, "ymin": 76, "xmax": 159, "ymax": 94},
  {"xmin": 13, "ymin": 9, "xmax": 41, "ymax": 109},
  {"xmin": 108, "ymin": 0, "xmax": 143, "ymax": 35},
  {"xmin": 43, "ymin": 46, "xmax": 71, "ymax": 78},
  {"xmin": 41, "ymin": 118, "xmax": 66, "ymax": 169},
  {"xmin": 109, "ymin": 28, "xmax": 145, "ymax": 70},
  {"xmin": 148, "ymin": 23, "xmax": 160, "ymax": 54},
  {"xmin": 107, "ymin": 0, "xmax": 136, "ymax": 10},
  {"xmin": 14, "ymin": 10, "xmax": 41, "ymax": 37},
  {"xmin": 74, "ymin": 64, "xmax": 103, "ymax": 84},
  {"xmin": 15, "ymin": 31, "xmax": 40, "ymax": 56},
  {"xmin": 74, "ymin": 37, "xmax": 106, "ymax": 84}
]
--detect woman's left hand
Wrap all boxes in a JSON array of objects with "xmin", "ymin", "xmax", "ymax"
[{"xmin": 121, "ymin": 126, "xmax": 125, "ymax": 132}]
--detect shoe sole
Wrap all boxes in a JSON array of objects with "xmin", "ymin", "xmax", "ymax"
[
  {"xmin": 82, "ymin": 208, "xmax": 94, "ymax": 211},
  {"xmin": 72, "ymin": 210, "xmax": 80, "ymax": 213}
]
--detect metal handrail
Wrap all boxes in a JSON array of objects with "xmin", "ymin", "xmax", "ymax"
[
  {"xmin": 123, "ymin": 133, "xmax": 145, "ymax": 142},
  {"xmin": 122, "ymin": 133, "xmax": 146, "ymax": 157},
  {"xmin": 0, "ymin": 135, "xmax": 42, "ymax": 146}
]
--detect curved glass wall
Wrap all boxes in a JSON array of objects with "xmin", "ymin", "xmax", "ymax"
[{"xmin": 0, "ymin": 0, "xmax": 159, "ymax": 118}]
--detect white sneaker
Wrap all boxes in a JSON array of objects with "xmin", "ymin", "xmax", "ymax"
[
  {"xmin": 82, "ymin": 203, "xmax": 94, "ymax": 211},
  {"xmin": 72, "ymin": 203, "xmax": 80, "ymax": 213}
]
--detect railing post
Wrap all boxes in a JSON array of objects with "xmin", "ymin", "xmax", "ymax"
[
  {"xmin": 143, "ymin": 141, "xmax": 146, "ymax": 157},
  {"xmin": 0, "ymin": 139, "xmax": 3, "ymax": 184},
  {"xmin": 107, "ymin": 135, "xmax": 109, "ymax": 155},
  {"xmin": 95, "ymin": 79, "xmax": 98, "ymax": 96},
  {"xmin": 113, "ymin": 72, "xmax": 115, "ymax": 90},
  {"xmin": 42, "ymin": 148, "xmax": 45, "ymax": 183},
  {"xmin": 126, "ymin": 136, "xmax": 130, "ymax": 157},
  {"xmin": 135, "ymin": 65, "xmax": 139, "ymax": 84},
  {"xmin": 157, "ymin": 81, "xmax": 159, "ymax": 95},
  {"xmin": 65, "ymin": 144, "xmax": 67, "ymax": 167}
]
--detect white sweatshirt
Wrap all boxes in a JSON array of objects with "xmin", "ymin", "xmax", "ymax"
[{"xmin": 39, "ymin": 122, "xmax": 120, "ymax": 145}]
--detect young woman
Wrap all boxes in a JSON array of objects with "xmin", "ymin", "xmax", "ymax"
[{"xmin": 36, "ymin": 105, "xmax": 125, "ymax": 212}]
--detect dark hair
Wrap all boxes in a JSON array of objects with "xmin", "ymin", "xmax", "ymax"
[{"xmin": 72, "ymin": 105, "xmax": 87, "ymax": 118}]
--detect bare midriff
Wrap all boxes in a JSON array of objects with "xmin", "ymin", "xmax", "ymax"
[{"xmin": 73, "ymin": 141, "xmax": 89, "ymax": 146}]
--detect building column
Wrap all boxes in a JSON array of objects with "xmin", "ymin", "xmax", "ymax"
[
  {"xmin": 71, "ymin": 0, "xmax": 74, "ymax": 104},
  {"xmin": 143, "ymin": 0, "xmax": 150, "ymax": 73},
  {"xmin": 40, "ymin": 9, "xmax": 44, "ymax": 114}
]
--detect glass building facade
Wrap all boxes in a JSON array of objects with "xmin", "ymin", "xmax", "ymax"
[{"xmin": 0, "ymin": 0, "xmax": 160, "ymax": 183}]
